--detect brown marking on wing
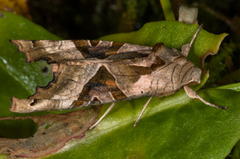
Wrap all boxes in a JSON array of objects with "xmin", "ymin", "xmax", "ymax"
[
  {"xmin": 106, "ymin": 52, "xmax": 149, "ymax": 60},
  {"xmin": 90, "ymin": 40, "xmax": 100, "ymax": 46},
  {"xmin": 150, "ymin": 56, "xmax": 165, "ymax": 71},
  {"xmin": 73, "ymin": 40, "xmax": 113, "ymax": 59},
  {"xmin": 72, "ymin": 40, "xmax": 90, "ymax": 58},
  {"xmin": 75, "ymin": 66, "xmax": 127, "ymax": 107},
  {"xmin": 71, "ymin": 39, "xmax": 89, "ymax": 47},
  {"xmin": 87, "ymin": 41, "xmax": 124, "ymax": 59},
  {"xmin": 107, "ymin": 63, "xmax": 152, "ymax": 76},
  {"xmin": 94, "ymin": 41, "xmax": 127, "ymax": 56},
  {"xmin": 152, "ymin": 43, "xmax": 165, "ymax": 52}
]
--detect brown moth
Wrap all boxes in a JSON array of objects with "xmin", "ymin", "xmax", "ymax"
[{"xmin": 10, "ymin": 25, "xmax": 226, "ymax": 129}]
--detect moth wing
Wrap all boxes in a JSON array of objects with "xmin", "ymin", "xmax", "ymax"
[
  {"xmin": 10, "ymin": 40, "xmax": 85, "ymax": 63},
  {"xmin": 10, "ymin": 60, "xmax": 155, "ymax": 112},
  {"xmin": 10, "ymin": 63, "xmax": 102, "ymax": 112},
  {"xmin": 10, "ymin": 40, "xmax": 152, "ymax": 63},
  {"xmin": 30, "ymin": 63, "xmax": 102, "ymax": 100}
]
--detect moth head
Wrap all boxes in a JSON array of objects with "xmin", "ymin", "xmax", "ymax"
[{"xmin": 183, "ymin": 66, "xmax": 202, "ymax": 86}]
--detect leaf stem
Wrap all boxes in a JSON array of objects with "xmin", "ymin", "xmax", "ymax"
[{"xmin": 159, "ymin": 0, "xmax": 175, "ymax": 21}]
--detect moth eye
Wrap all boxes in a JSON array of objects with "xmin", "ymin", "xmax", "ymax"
[{"xmin": 141, "ymin": 91, "xmax": 143, "ymax": 94}]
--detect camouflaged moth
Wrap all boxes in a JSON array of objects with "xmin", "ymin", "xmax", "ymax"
[{"xmin": 10, "ymin": 24, "xmax": 226, "ymax": 129}]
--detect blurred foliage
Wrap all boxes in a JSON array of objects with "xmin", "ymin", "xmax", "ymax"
[{"xmin": 0, "ymin": 0, "xmax": 31, "ymax": 19}]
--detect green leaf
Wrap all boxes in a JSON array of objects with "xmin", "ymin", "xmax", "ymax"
[
  {"xmin": 100, "ymin": 21, "xmax": 227, "ymax": 69},
  {"xmin": 47, "ymin": 88, "xmax": 240, "ymax": 159},
  {"xmin": 0, "ymin": 12, "xmax": 238, "ymax": 159},
  {"xmin": 0, "ymin": 12, "xmax": 60, "ymax": 95},
  {"xmin": 0, "ymin": 11, "xmax": 61, "ymax": 140}
]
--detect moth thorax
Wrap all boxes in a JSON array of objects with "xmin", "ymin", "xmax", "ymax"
[{"xmin": 182, "ymin": 66, "xmax": 201, "ymax": 86}]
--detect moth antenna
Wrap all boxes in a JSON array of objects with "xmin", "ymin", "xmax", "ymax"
[
  {"xmin": 189, "ymin": 24, "xmax": 203, "ymax": 47},
  {"xmin": 181, "ymin": 24, "xmax": 203, "ymax": 57},
  {"xmin": 89, "ymin": 102, "xmax": 116, "ymax": 130},
  {"xmin": 184, "ymin": 86, "xmax": 227, "ymax": 109},
  {"xmin": 134, "ymin": 96, "xmax": 153, "ymax": 127}
]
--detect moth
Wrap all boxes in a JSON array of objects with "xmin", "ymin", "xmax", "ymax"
[{"xmin": 10, "ymin": 25, "xmax": 226, "ymax": 129}]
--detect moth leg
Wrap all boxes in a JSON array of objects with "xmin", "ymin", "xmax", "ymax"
[
  {"xmin": 134, "ymin": 96, "xmax": 153, "ymax": 127},
  {"xmin": 89, "ymin": 102, "xmax": 116, "ymax": 130},
  {"xmin": 183, "ymin": 86, "xmax": 227, "ymax": 109}
]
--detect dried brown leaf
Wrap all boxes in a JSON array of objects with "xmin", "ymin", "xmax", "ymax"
[{"xmin": 0, "ymin": 106, "xmax": 101, "ymax": 158}]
